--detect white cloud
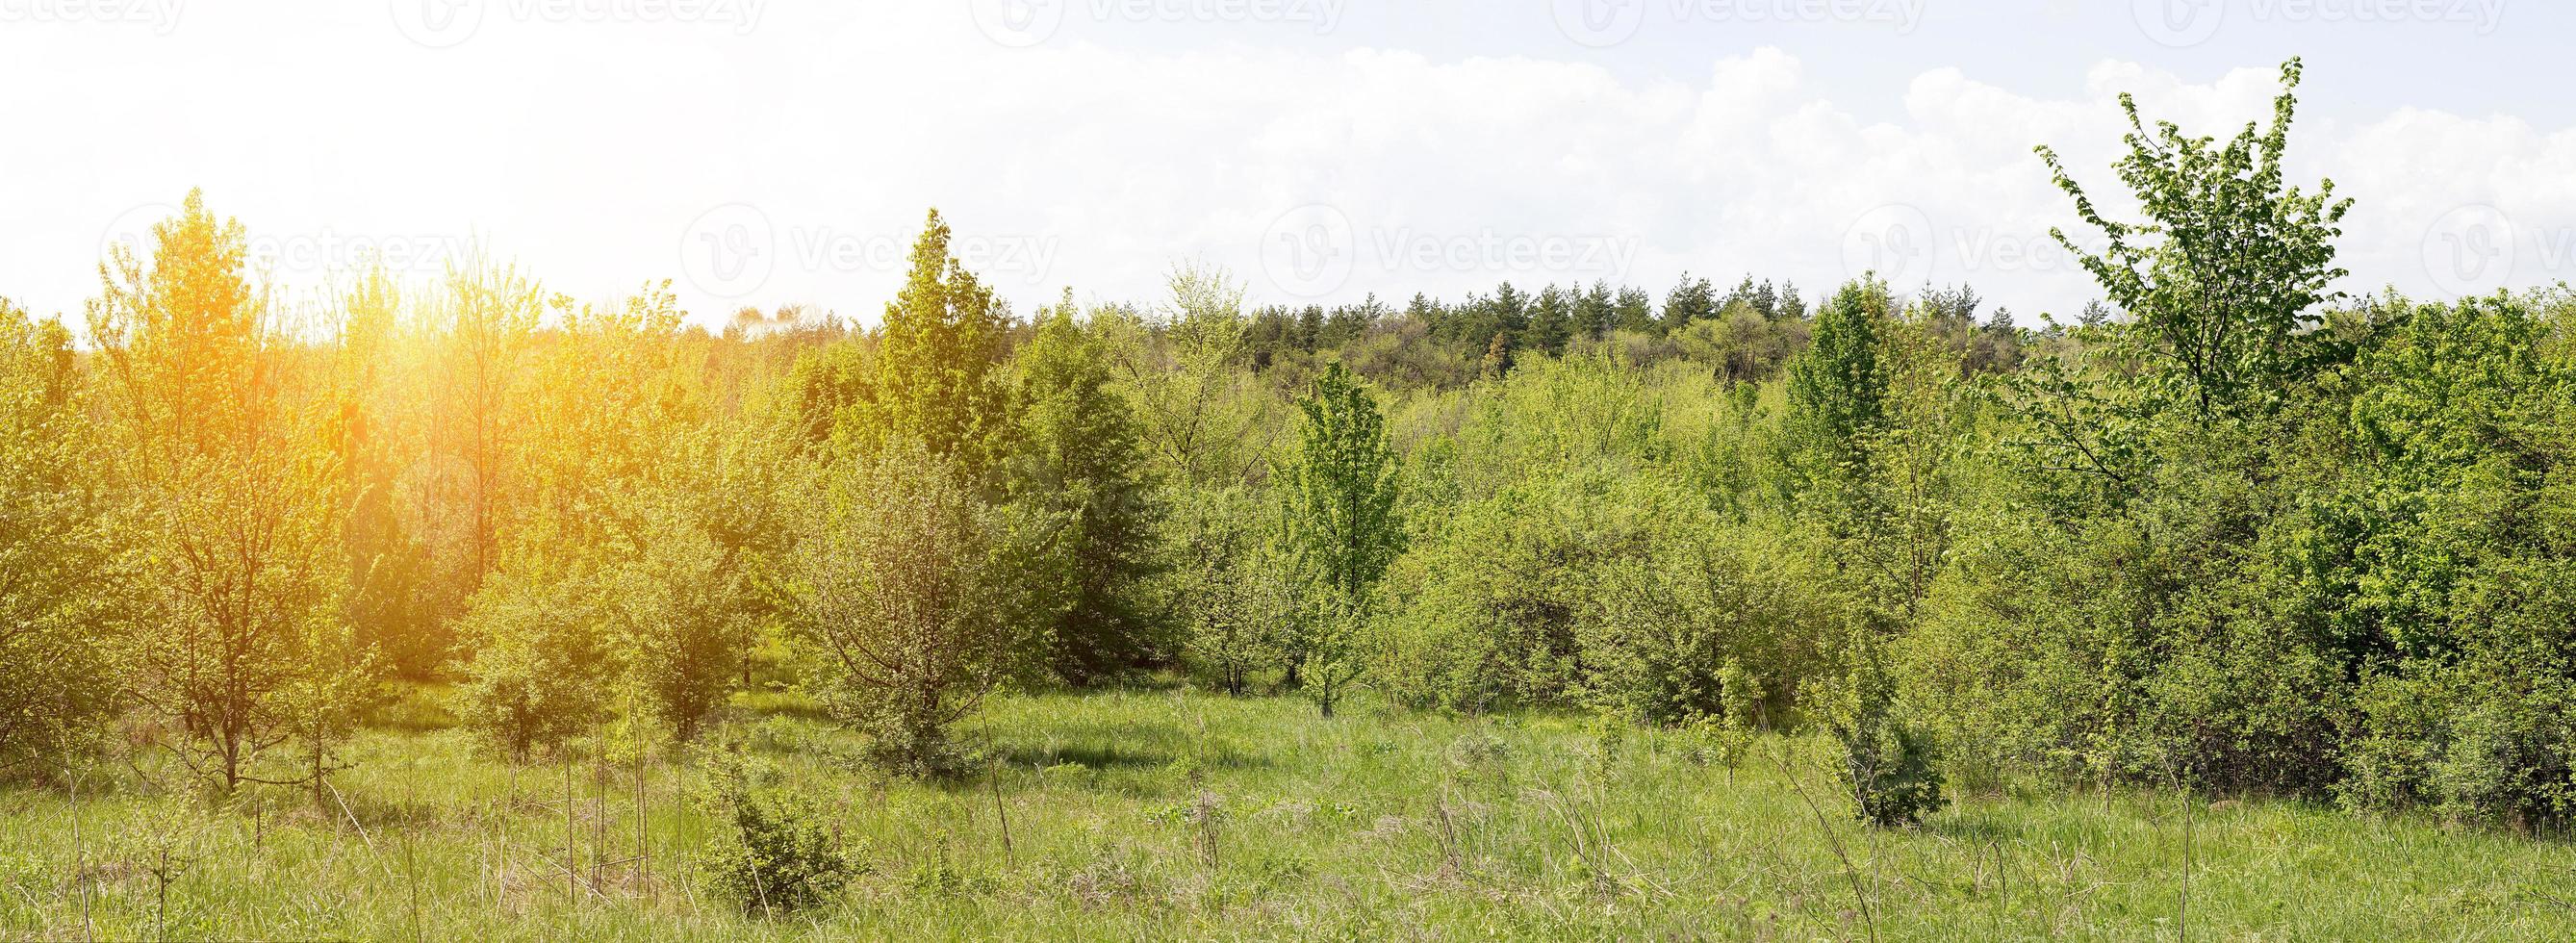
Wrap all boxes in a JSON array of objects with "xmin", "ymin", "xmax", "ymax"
[{"xmin": 4, "ymin": 5, "xmax": 2572, "ymax": 328}]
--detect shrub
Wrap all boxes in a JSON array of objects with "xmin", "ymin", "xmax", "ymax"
[
  {"xmin": 1828, "ymin": 640, "xmax": 1945, "ymax": 828},
  {"xmin": 775, "ymin": 444, "xmax": 1060, "ymax": 777},
  {"xmin": 0, "ymin": 305, "xmax": 129, "ymax": 769},
  {"xmin": 697, "ymin": 751, "xmax": 859, "ymax": 914},
  {"xmin": 1167, "ymin": 488, "xmax": 1284, "ymax": 697},
  {"xmin": 1578, "ymin": 521, "xmax": 1826, "ymax": 727},
  {"xmin": 453, "ymin": 556, "xmax": 618, "ymax": 763}
]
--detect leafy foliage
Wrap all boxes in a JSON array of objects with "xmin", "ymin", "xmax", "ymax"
[
  {"xmin": 697, "ymin": 750, "xmax": 861, "ymax": 914},
  {"xmin": 776, "ymin": 444, "xmax": 1060, "ymax": 776},
  {"xmin": 1008, "ymin": 294, "xmax": 1165, "ymax": 683},
  {"xmin": 2037, "ymin": 57, "xmax": 2352, "ymax": 418},
  {"xmin": 0, "ymin": 302, "xmax": 129, "ymax": 767}
]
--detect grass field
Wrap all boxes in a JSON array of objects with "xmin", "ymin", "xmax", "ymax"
[{"xmin": 4, "ymin": 687, "xmax": 2573, "ymax": 940}]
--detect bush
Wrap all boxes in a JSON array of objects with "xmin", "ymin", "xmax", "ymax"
[
  {"xmin": 1373, "ymin": 481, "xmax": 1599, "ymax": 714},
  {"xmin": 1829, "ymin": 641, "xmax": 1945, "ymax": 828},
  {"xmin": 1578, "ymin": 519, "xmax": 1826, "ymax": 727},
  {"xmin": 775, "ymin": 445, "xmax": 1061, "ymax": 777},
  {"xmin": 697, "ymin": 751, "xmax": 860, "ymax": 914},
  {"xmin": 0, "ymin": 306, "xmax": 129, "ymax": 769},
  {"xmin": 453, "ymin": 557, "xmax": 618, "ymax": 763},
  {"xmin": 1166, "ymin": 487, "xmax": 1285, "ymax": 697}
]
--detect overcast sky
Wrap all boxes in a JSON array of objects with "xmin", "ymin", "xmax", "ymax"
[{"xmin": 4, "ymin": 0, "xmax": 2571, "ymax": 327}]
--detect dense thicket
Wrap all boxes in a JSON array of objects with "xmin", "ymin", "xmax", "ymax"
[{"xmin": 6, "ymin": 61, "xmax": 2575, "ymax": 829}]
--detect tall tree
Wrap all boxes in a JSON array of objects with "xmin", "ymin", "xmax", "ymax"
[
  {"xmin": 438, "ymin": 260, "xmax": 542, "ymax": 585},
  {"xmin": 1528, "ymin": 284, "xmax": 1573, "ymax": 356},
  {"xmin": 87, "ymin": 191, "xmax": 375, "ymax": 792},
  {"xmin": 851, "ymin": 209, "xmax": 1012, "ymax": 483},
  {"xmin": 1613, "ymin": 286, "xmax": 1658, "ymax": 336},
  {"xmin": 2037, "ymin": 57, "xmax": 2352, "ymax": 418},
  {"xmin": 1663, "ymin": 274, "xmax": 1717, "ymax": 333},
  {"xmin": 1787, "ymin": 278, "xmax": 1892, "ymax": 476},
  {"xmin": 1576, "ymin": 280, "xmax": 1616, "ymax": 342},
  {"xmin": 1276, "ymin": 363, "xmax": 1405, "ymax": 716},
  {"xmin": 1009, "ymin": 293, "xmax": 1164, "ymax": 683}
]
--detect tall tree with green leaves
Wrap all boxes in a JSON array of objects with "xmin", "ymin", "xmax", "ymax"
[
  {"xmin": 2037, "ymin": 57, "xmax": 2352, "ymax": 419},
  {"xmin": 1275, "ymin": 362, "xmax": 1405, "ymax": 716},
  {"xmin": 88, "ymin": 191, "xmax": 376, "ymax": 792},
  {"xmin": 849, "ymin": 209, "xmax": 1012, "ymax": 483},
  {"xmin": 1009, "ymin": 292, "xmax": 1164, "ymax": 683},
  {"xmin": 1786, "ymin": 278, "xmax": 1892, "ymax": 481}
]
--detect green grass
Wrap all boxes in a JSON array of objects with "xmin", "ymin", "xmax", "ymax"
[{"xmin": 5, "ymin": 688, "xmax": 2574, "ymax": 940}]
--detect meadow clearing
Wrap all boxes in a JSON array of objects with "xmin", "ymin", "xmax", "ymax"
[{"xmin": 4, "ymin": 687, "xmax": 2570, "ymax": 941}]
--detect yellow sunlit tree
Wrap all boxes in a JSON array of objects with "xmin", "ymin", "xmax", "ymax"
[{"xmin": 86, "ymin": 191, "xmax": 377, "ymax": 793}]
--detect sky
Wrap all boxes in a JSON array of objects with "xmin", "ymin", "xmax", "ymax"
[{"xmin": 4, "ymin": 0, "xmax": 2573, "ymax": 329}]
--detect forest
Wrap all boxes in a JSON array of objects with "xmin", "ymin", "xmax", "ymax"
[{"xmin": 7, "ymin": 59, "xmax": 2576, "ymax": 939}]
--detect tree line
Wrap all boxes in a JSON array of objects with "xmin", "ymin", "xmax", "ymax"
[{"xmin": 7, "ymin": 59, "xmax": 2576, "ymax": 828}]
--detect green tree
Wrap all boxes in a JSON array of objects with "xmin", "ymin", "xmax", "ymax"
[
  {"xmin": 1786, "ymin": 278, "xmax": 1892, "ymax": 500},
  {"xmin": 847, "ymin": 209, "xmax": 1012, "ymax": 484},
  {"xmin": 0, "ymin": 302, "xmax": 129, "ymax": 767},
  {"xmin": 453, "ymin": 542, "xmax": 619, "ymax": 763},
  {"xmin": 1276, "ymin": 363, "xmax": 1405, "ymax": 715},
  {"xmin": 2037, "ymin": 57, "xmax": 2352, "ymax": 418},
  {"xmin": 1528, "ymin": 284, "xmax": 1573, "ymax": 356},
  {"xmin": 1009, "ymin": 292, "xmax": 1165, "ymax": 683},
  {"xmin": 777, "ymin": 444, "xmax": 1060, "ymax": 776},
  {"xmin": 88, "ymin": 191, "xmax": 377, "ymax": 792}
]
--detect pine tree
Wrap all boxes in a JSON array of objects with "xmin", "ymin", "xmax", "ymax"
[
  {"xmin": 1009, "ymin": 292, "xmax": 1164, "ymax": 683},
  {"xmin": 1614, "ymin": 286, "xmax": 1658, "ymax": 336},
  {"xmin": 1662, "ymin": 274, "xmax": 1716, "ymax": 333},
  {"xmin": 1528, "ymin": 284, "xmax": 1573, "ymax": 356},
  {"xmin": 1576, "ymin": 280, "xmax": 1616, "ymax": 342},
  {"xmin": 852, "ymin": 209, "xmax": 1012, "ymax": 483}
]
